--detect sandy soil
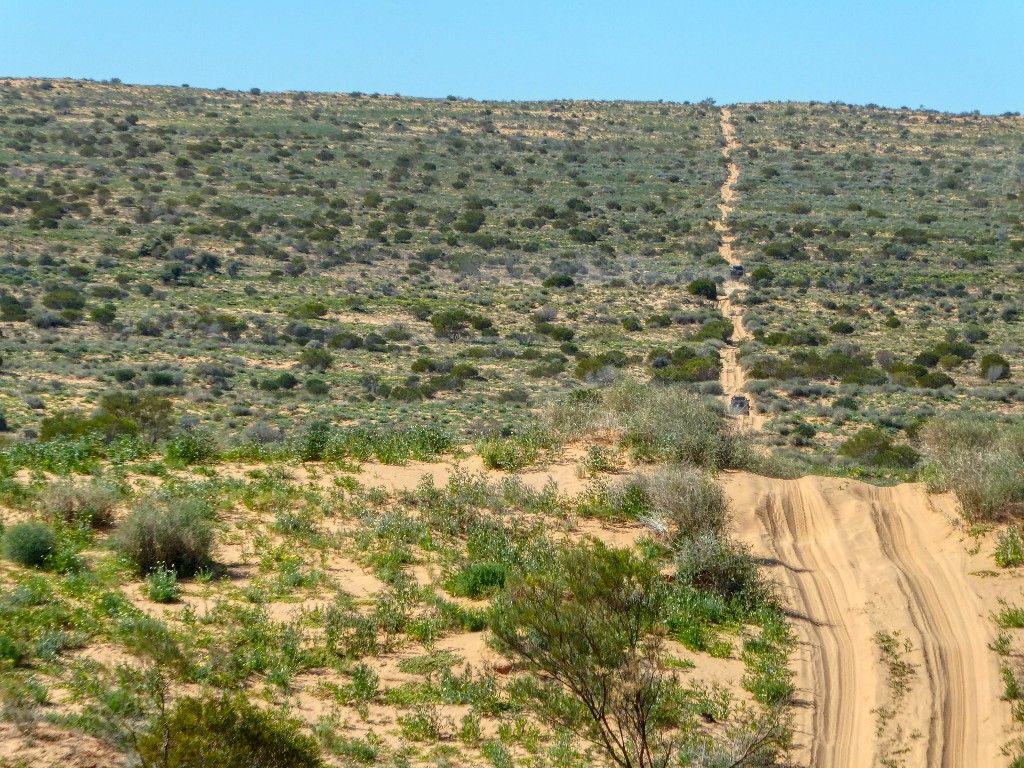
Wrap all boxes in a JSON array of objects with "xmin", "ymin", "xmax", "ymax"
[
  {"xmin": 726, "ymin": 471, "xmax": 1016, "ymax": 767},
  {"xmin": 0, "ymin": 721, "xmax": 124, "ymax": 768},
  {"xmin": 715, "ymin": 108, "xmax": 765, "ymax": 432}
]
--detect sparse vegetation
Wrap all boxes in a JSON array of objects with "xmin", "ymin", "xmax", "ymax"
[{"xmin": 0, "ymin": 78, "xmax": 1020, "ymax": 767}]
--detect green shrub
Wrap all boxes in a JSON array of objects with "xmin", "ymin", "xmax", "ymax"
[
  {"xmin": 136, "ymin": 695, "xmax": 322, "ymax": 768},
  {"xmin": 920, "ymin": 416, "xmax": 1024, "ymax": 521},
  {"xmin": 686, "ymin": 278, "xmax": 718, "ymax": 301},
  {"xmin": 838, "ymin": 428, "xmax": 919, "ymax": 469},
  {"xmin": 545, "ymin": 382, "xmax": 745, "ymax": 471},
  {"xmin": 299, "ymin": 346, "xmax": 334, "ymax": 370},
  {"xmin": 2, "ymin": 523, "xmax": 57, "ymax": 568},
  {"xmin": 489, "ymin": 538, "xmax": 680, "ymax": 768},
  {"xmin": 996, "ymin": 526, "xmax": 1024, "ymax": 568},
  {"xmin": 304, "ymin": 377, "xmax": 330, "ymax": 396},
  {"xmin": 675, "ymin": 531, "xmax": 765, "ymax": 601},
  {"xmin": 165, "ymin": 428, "xmax": 219, "ymax": 465},
  {"xmin": 115, "ymin": 499, "xmax": 213, "ymax": 576},
  {"xmin": 146, "ymin": 565, "xmax": 180, "ymax": 602},
  {"xmin": 40, "ymin": 410, "xmax": 139, "ymax": 443},
  {"xmin": 477, "ymin": 431, "xmax": 548, "ymax": 471},
  {"xmin": 980, "ymin": 353, "xmax": 1011, "ymax": 382},
  {"xmin": 542, "ymin": 273, "xmax": 575, "ymax": 289},
  {"xmin": 629, "ymin": 465, "xmax": 728, "ymax": 544},
  {"xmin": 448, "ymin": 562, "xmax": 507, "ymax": 599},
  {"xmin": 0, "ymin": 634, "xmax": 22, "ymax": 665}
]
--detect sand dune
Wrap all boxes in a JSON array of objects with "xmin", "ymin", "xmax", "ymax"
[{"xmin": 726, "ymin": 471, "xmax": 1013, "ymax": 767}]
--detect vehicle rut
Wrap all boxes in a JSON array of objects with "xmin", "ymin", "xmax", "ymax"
[{"xmin": 727, "ymin": 473, "xmax": 1009, "ymax": 767}]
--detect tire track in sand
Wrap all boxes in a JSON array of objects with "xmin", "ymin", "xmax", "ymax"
[
  {"xmin": 867, "ymin": 485, "xmax": 997, "ymax": 767},
  {"xmin": 727, "ymin": 473, "xmax": 1010, "ymax": 767},
  {"xmin": 754, "ymin": 479, "xmax": 873, "ymax": 768}
]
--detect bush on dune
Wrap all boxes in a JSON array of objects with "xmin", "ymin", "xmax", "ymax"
[
  {"xmin": 543, "ymin": 381, "xmax": 748, "ymax": 471},
  {"xmin": 920, "ymin": 415, "xmax": 1024, "ymax": 522},
  {"xmin": 115, "ymin": 498, "xmax": 214, "ymax": 576}
]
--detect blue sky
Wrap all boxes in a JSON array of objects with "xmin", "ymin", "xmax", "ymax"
[{"xmin": 4, "ymin": 1, "xmax": 1022, "ymax": 114}]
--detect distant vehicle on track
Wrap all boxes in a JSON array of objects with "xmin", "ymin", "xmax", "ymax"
[
  {"xmin": 729, "ymin": 395, "xmax": 750, "ymax": 416},
  {"xmin": 730, "ymin": 264, "xmax": 745, "ymax": 279}
]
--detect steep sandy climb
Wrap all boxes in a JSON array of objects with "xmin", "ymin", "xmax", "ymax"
[
  {"xmin": 726, "ymin": 472, "xmax": 1012, "ymax": 768},
  {"xmin": 715, "ymin": 108, "xmax": 764, "ymax": 430}
]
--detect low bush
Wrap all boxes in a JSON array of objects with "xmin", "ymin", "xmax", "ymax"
[
  {"xmin": 838, "ymin": 428, "xmax": 919, "ymax": 469},
  {"xmin": 448, "ymin": 562, "xmax": 507, "ymax": 599},
  {"xmin": 995, "ymin": 526, "xmax": 1024, "ymax": 568},
  {"xmin": 115, "ymin": 498, "xmax": 213, "ymax": 576},
  {"xmin": 477, "ymin": 428, "xmax": 551, "ymax": 472},
  {"xmin": 628, "ymin": 465, "xmax": 728, "ymax": 544},
  {"xmin": 675, "ymin": 531, "xmax": 766, "ymax": 602},
  {"xmin": 1, "ymin": 522, "xmax": 57, "ymax": 568},
  {"xmin": 39, "ymin": 478, "xmax": 119, "ymax": 527},
  {"xmin": 136, "ymin": 694, "xmax": 322, "ymax": 768},
  {"xmin": 165, "ymin": 428, "xmax": 219, "ymax": 465},
  {"xmin": 687, "ymin": 278, "xmax": 718, "ymax": 301},
  {"xmin": 545, "ymin": 382, "xmax": 746, "ymax": 470},
  {"xmin": 920, "ymin": 416, "xmax": 1024, "ymax": 521},
  {"xmin": 146, "ymin": 565, "xmax": 180, "ymax": 602}
]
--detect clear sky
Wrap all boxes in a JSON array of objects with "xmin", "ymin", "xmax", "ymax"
[{"xmin": 4, "ymin": 0, "xmax": 1022, "ymax": 114}]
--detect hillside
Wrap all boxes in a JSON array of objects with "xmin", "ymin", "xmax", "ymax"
[{"xmin": 1, "ymin": 78, "xmax": 1024, "ymax": 768}]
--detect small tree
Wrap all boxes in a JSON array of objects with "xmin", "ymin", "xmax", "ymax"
[
  {"xmin": 299, "ymin": 346, "xmax": 334, "ymax": 370},
  {"xmin": 490, "ymin": 539, "xmax": 682, "ymax": 768},
  {"xmin": 686, "ymin": 278, "xmax": 718, "ymax": 301},
  {"xmin": 100, "ymin": 392, "xmax": 174, "ymax": 444},
  {"xmin": 430, "ymin": 309, "xmax": 471, "ymax": 341},
  {"xmin": 980, "ymin": 352, "xmax": 1011, "ymax": 382},
  {"xmin": 89, "ymin": 303, "xmax": 117, "ymax": 327}
]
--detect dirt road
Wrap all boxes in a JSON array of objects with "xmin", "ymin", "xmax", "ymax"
[
  {"xmin": 715, "ymin": 108, "xmax": 764, "ymax": 430},
  {"xmin": 727, "ymin": 472, "xmax": 1012, "ymax": 767}
]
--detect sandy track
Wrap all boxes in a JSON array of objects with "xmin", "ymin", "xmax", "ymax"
[
  {"xmin": 727, "ymin": 472, "xmax": 1011, "ymax": 767},
  {"xmin": 715, "ymin": 108, "xmax": 764, "ymax": 431}
]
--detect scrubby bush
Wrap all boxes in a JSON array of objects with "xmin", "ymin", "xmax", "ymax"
[
  {"xmin": 477, "ymin": 431, "xmax": 547, "ymax": 471},
  {"xmin": 675, "ymin": 531, "xmax": 765, "ymax": 602},
  {"xmin": 165, "ymin": 428, "xmax": 219, "ymax": 465},
  {"xmin": 542, "ymin": 273, "xmax": 575, "ymax": 289},
  {"xmin": 115, "ymin": 498, "xmax": 213, "ymax": 575},
  {"xmin": 995, "ymin": 526, "xmax": 1024, "ymax": 568},
  {"xmin": 686, "ymin": 278, "xmax": 718, "ymax": 301},
  {"xmin": 628, "ymin": 465, "xmax": 728, "ymax": 544},
  {"xmin": 545, "ymin": 382, "xmax": 746, "ymax": 471},
  {"xmin": 299, "ymin": 346, "xmax": 334, "ymax": 370},
  {"xmin": 39, "ymin": 478, "xmax": 119, "ymax": 527},
  {"xmin": 921, "ymin": 416, "xmax": 1024, "ymax": 521},
  {"xmin": 448, "ymin": 562, "xmax": 507, "ymax": 599},
  {"xmin": 146, "ymin": 565, "xmax": 180, "ymax": 602},
  {"xmin": 981, "ymin": 353, "xmax": 1011, "ymax": 382},
  {"xmin": 2, "ymin": 522, "xmax": 57, "ymax": 568},
  {"xmin": 838, "ymin": 428, "xmax": 919, "ymax": 469},
  {"xmin": 489, "ymin": 538, "xmax": 678, "ymax": 768},
  {"xmin": 136, "ymin": 694, "xmax": 322, "ymax": 768}
]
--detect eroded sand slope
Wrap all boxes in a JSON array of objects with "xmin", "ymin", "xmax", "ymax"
[{"xmin": 726, "ymin": 471, "xmax": 1013, "ymax": 768}]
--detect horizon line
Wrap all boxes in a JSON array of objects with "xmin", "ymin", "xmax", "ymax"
[{"xmin": 2, "ymin": 75, "xmax": 1017, "ymax": 119}]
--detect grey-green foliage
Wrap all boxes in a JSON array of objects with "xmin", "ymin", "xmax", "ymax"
[
  {"xmin": 543, "ymin": 381, "xmax": 747, "ymax": 471},
  {"xmin": 625, "ymin": 465, "xmax": 729, "ymax": 544},
  {"xmin": 921, "ymin": 415, "xmax": 1024, "ymax": 521},
  {"xmin": 115, "ymin": 497, "xmax": 214, "ymax": 575}
]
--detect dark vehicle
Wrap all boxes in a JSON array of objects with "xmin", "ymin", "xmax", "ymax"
[
  {"xmin": 729, "ymin": 395, "xmax": 750, "ymax": 416},
  {"xmin": 730, "ymin": 264, "xmax": 745, "ymax": 278}
]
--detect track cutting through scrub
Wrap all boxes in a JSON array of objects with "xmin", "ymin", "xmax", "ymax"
[{"xmin": 715, "ymin": 108, "xmax": 764, "ymax": 431}]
